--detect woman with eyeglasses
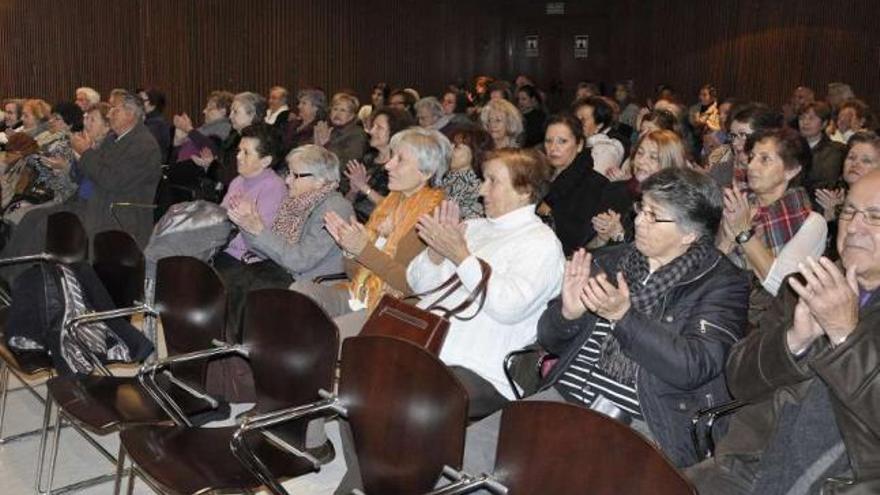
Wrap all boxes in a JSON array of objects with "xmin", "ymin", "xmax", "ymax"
[
  {"xmin": 588, "ymin": 130, "xmax": 689, "ymax": 249},
  {"xmin": 716, "ymin": 127, "xmax": 827, "ymax": 325},
  {"xmin": 456, "ymin": 167, "xmax": 749, "ymax": 471},
  {"xmin": 226, "ymin": 143, "xmax": 354, "ymax": 304},
  {"xmin": 706, "ymin": 103, "xmax": 783, "ymax": 189}
]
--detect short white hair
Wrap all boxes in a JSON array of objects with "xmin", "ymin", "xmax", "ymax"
[
  {"xmin": 286, "ymin": 145, "xmax": 341, "ymax": 183},
  {"xmin": 389, "ymin": 127, "xmax": 451, "ymax": 187},
  {"xmin": 76, "ymin": 87, "xmax": 101, "ymax": 105}
]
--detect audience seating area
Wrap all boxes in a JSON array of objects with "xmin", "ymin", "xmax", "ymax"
[{"xmin": 0, "ymin": 68, "xmax": 877, "ymax": 495}]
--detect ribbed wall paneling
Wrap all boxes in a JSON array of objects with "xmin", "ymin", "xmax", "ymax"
[{"xmin": 0, "ymin": 0, "xmax": 875, "ymax": 119}]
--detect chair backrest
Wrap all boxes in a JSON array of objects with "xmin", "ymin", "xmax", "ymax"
[
  {"xmin": 339, "ymin": 335, "xmax": 468, "ymax": 495},
  {"xmin": 155, "ymin": 256, "xmax": 226, "ymax": 384},
  {"xmin": 46, "ymin": 211, "xmax": 87, "ymax": 260},
  {"xmin": 246, "ymin": 289, "xmax": 339, "ymax": 415},
  {"xmin": 493, "ymin": 401, "xmax": 696, "ymax": 495},
  {"xmin": 92, "ymin": 230, "xmax": 145, "ymax": 309}
]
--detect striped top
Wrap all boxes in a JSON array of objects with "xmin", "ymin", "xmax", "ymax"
[{"xmin": 554, "ymin": 321, "xmax": 643, "ymax": 419}]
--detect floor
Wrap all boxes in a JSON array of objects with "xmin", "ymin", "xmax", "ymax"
[{"xmin": 0, "ymin": 371, "xmax": 348, "ymax": 494}]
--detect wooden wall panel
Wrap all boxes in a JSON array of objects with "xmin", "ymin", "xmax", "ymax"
[
  {"xmin": 501, "ymin": 0, "xmax": 879, "ymax": 108},
  {"xmin": 0, "ymin": 0, "xmax": 875, "ymax": 120}
]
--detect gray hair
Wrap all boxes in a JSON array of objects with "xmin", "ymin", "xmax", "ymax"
[
  {"xmin": 480, "ymin": 99, "xmax": 524, "ymax": 142},
  {"xmin": 414, "ymin": 97, "xmax": 444, "ymax": 119},
  {"xmin": 641, "ymin": 167, "xmax": 723, "ymax": 240},
  {"xmin": 117, "ymin": 91, "xmax": 145, "ymax": 120},
  {"xmin": 827, "ymin": 82, "xmax": 855, "ymax": 102},
  {"xmin": 76, "ymin": 87, "xmax": 101, "ymax": 105},
  {"xmin": 389, "ymin": 127, "xmax": 451, "ymax": 187},
  {"xmin": 297, "ymin": 88, "xmax": 327, "ymax": 118},
  {"xmin": 233, "ymin": 91, "xmax": 268, "ymax": 123},
  {"xmin": 286, "ymin": 144, "xmax": 341, "ymax": 183}
]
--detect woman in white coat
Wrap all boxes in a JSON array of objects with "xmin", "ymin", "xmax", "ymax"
[{"xmin": 408, "ymin": 147, "xmax": 564, "ymax": 418}]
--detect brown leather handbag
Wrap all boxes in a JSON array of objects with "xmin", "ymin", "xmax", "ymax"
[{"xmin": 359, "ymin": 258, "xmax": 491, "ymax": 355}]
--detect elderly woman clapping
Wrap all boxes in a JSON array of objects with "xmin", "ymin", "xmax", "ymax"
[
  {"xmin": 228, "ymin": 145, "xmax": 354, "ymax": 282},
  {"xmin": 314, "ymin": 92, "xmax": 368, "ymax": 173},
  {"xmin": 226, "ymin": 145, "xmax": 354, "ymax": 320},
  {"xmin": 532, "ymin": 167, "xmax": 749, "ymax": 468},
  {"xmin": 291, "ymin": 127, "xmax": 448, "ymax": 338},
  {"xmin": 408, "ymin": 148, "xmax": 564, "ymax": 418},
  {"xmin": 716, "ymin": 127, "xmax": 826, "ymax": 323}
]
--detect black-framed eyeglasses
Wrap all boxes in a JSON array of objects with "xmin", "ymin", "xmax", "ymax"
[
  {"xmin": 633, "ymin": 201, "xmax": 676, "ymax": 224},
  {"xmin": 290, "ymin": 172, "xmax": 314, "ymax": 179},
  {"xmin": 839, "ymin": 205, "xmax": 880, "ymax": 226}
]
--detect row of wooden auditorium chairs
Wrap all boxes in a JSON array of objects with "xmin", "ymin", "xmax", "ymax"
[{"xmin": 0, "ymin": 212, "xmax": 695, "ymax": 494}]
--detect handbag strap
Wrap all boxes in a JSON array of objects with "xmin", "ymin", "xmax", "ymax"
[
  {"xmin": 428, "ymin": 258, "xmax": 492, "ymax": 320},
  {"xmin": 403, "ymin": 267, "xmax": 465, "ymax": 302}
]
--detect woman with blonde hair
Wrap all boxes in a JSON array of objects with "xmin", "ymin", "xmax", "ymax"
[
  {"xmin": 480, "ymin": 99, "xmax": 523, "ymax": 149},
  {"xmin": 590, "ymin": 130, "xmax": 688, "ymax": 248}
]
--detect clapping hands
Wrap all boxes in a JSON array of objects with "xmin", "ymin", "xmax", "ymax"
[
  {"xmin": 325, "ymin": 211, "xmax": 369, "ymax": 256},
  {"xmin": 416, "ymin": 200, "xmax": 471, "ymax": 265},
  {"xmin": 314, "ymin": 121, "xmax": 332, "ymax": 147},
  {"xmin": 227, "ymin": 196, "xmax": 263, "ymax": 235},
  {"xmin": 787, "ymin": 256, "xmax": 859, "ymax": 352},
  {"xmin": 561, "ymin": 248, "xmax": 631, "ymax": 322}
]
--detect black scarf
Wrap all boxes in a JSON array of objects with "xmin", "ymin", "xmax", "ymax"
[{"xmin": 598, "ymin": 238, "xmax": 715, "ymax": 385}]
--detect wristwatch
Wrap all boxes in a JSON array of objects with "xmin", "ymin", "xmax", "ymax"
[{"xmin": 735, "ymin": 228, "xmax": 754, "ymax": 245}]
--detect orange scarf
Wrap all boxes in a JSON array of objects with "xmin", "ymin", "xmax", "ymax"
[{"xmin": 348, "ymin": 186, "xmax": 444, "ymax": 311}]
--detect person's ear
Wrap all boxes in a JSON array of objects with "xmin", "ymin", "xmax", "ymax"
[
  {"xmin": 680, "ymin": 230, "xmax": 698, "ymax": 248},
  {"xmin": 259, "ymin": 154, "xmax": 273, "ymax": 169}
]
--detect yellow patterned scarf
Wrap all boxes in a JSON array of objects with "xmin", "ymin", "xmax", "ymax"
[{"xmin": 348, "ymin": 186, "xmax": 444, "ymax": 312}]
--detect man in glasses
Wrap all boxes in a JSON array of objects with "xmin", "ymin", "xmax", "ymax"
[
  {"xmin": 707, "ymin": 103, "xmax": 783, "ymax": 190},
  {"xmin": 686, "ymin": 169, "xmax": 880, "ymax": 494}
]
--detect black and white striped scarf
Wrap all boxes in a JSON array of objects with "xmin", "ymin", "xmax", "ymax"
[
  {"xmin": 58, "ymin": 265, "xmax": 131, "ymax": 374},
  {"xmin": 598, "ymin": 238, "xmax": 715, "ymax": 385}
]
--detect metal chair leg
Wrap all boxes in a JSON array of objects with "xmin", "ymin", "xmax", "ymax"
[
  {"xmin": 126, "ymin": 460, "xmax": 136, "ymax": 495},
  {"xmin": 0, "ymin": 361, "xmax": 9, "ymax": 439},
  {"xmin": 113, "ymin": 442, "xmax": 126, "ymax": 495},
  {"xmin": 34, "ymin": 395, "xmax": 54, "ymax": 494},
  {"xmin": 43, "ymin": 403, "xmax": 64, "ymax": 494}
]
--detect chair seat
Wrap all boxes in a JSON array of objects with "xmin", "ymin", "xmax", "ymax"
[
  {"xmin": 47, "ymin": 375, "xmax": 216, "ymax": 432},
  {"xmin": 0, "ymin": 308, "xmax": 54, "ymax": 374},
  {"xmin": 121, "ymin": 425, "xmax": 318, "ymax": 494}
]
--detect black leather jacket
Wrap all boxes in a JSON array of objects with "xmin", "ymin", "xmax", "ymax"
[
  {"xmin": 538, "ymin": 243, "xmax": 750, "ymax": 467},
  {"xmin": 719, "ymin": 287, "xmax": 880, "ymax": 493}
]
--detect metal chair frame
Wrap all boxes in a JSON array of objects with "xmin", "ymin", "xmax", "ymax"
[{"xmin": 0, "ymin": 254, "xmax": 70, "ymax": 446}]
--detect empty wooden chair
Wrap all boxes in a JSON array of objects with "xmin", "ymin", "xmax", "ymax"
[
  {"xmin": 430, "ymin": 401, "xmax": 696, "ymax": 495},
  {"xmin": 119, "ymin": 289, "xmax": 339, "ymax": 494},
  {"xmin": 231, "ymin": 335, "xmax": 469, "ymax": 495},
  {"xmin": 36, "ymin": 256, "xmax": 229, "ymax": 494},
  {"xmin": 92, "ymin": 230, "xmax": 145, "ymax": 309}
]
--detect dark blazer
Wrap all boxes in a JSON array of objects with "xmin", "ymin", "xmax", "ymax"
[
  {"xmin": 716, "ymin": 278, "xmax": 880, "ymax": 492},
  {"xmin": 807, "ymin": 134, "xmax": 846, "ymax": 191},
  {"xmin": 144, "ymin": 110, "xmax": 172, "ymax": 164},
  {"xmin": 538, "ymin": 243, "xmax": 750, "ymax": 467},
  {"xmin": 544, "ymin": 151, "xmax": 630, "ymax": 256},
  {"xmin": 78, "ymin": 122, "xmax": 162, "ymax": 247},
  {"xmin": 328, "ymin": 121, "xmax": 369, "ymax": 193}
]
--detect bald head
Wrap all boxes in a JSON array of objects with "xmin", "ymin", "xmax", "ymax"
[{"xmin": 838, "ymin": 170, "xmax": 880, "ymax": 289}]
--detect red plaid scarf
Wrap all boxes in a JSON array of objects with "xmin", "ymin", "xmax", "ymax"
[{"xmin": 751, "ymin": 187, "xmax": 812, "ymax": 256}]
